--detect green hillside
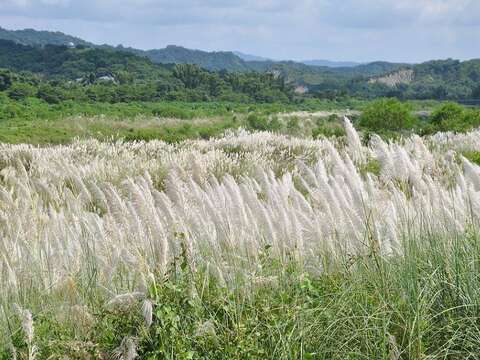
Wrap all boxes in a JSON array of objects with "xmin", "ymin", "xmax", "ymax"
[
  {"xmin": 0, "ymin": 39, "xmax": 171, "ymax": 80},
  {"xmin": 0, "ymin": 26, "xmax": 93, "ymax": 47},
  {"xmin": 140, "ymin": 45, "xmax": 251, "ymax": 72},
  {"xmin": 0, "ymin": 39, "xmax": 295, "ymax": 108},
  {"xmin": 0, "ymin": 27, "xmax": 402, "ymax": 80},
  {"xmin": 1, "ymin": 27, "xmax": 479, "ymax": 101}
]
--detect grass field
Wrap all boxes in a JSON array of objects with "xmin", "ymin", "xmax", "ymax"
[
  {"xmin": 0, "ymin": 97, "xmax": 444, "ymax": 144},
  {"xmin": 2, "ymin": 119, "xmax": 480, "ymax": 358}
]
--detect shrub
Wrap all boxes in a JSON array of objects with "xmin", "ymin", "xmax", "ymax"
[
  {"xmin": 268, "ymin": 116, "xmax": 282, "ymax": 131},
  {"xmin": 430, "ymin": 102, "xmax": 465, "ymax": 126},
  {"xmin": 246, "ymin": 113, "xmax": 270, "ymax": 131},
  {"xmin": 37, "ymin": 85, "xmax": 65, "ymax": 104},
  {"xmin": 428, "ymin": 102, "xmax": 480, "ymax": 133},
  {"xmin": 359, "ymin": 98, "xmax": 416, "ymax": 132},
  {"xmin": 246, "ymin": 113, "xmax": 284, "ymax": 132},
  {"xmin": 286, "ymin": 117, "xmax": 300, "ymax": 133},
  {"xmin": 0, "ymin": 70, "xmax": 12, "ymax": 91},
  {"xmin": 312, "ymin": 122, "xmax": 346, "ymax": 138},
  {"xmin": 7, "ymin": 83, "xmax": 36, "ymax": 101}
]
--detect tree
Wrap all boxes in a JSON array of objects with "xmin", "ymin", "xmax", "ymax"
[
  {"xmin": 429, "ymin": 102, "xmax": 480, "ymax": 133},
  {"xmin": 116, "ymin": 70, "xmax": 134, "ymax": 85},
  {"xmin": 37, "ymin": 84, "xmax": 65, "ymax": 104},
  {"xmin": 430, "ymin": 102, "xmax": 464, "ymax": 126},
  {"xmin": 173, "ymin": 64, "xmax": 205, "ymax": 89},
  {"xmin": 472, "ymin": 85, "xmax": 480, "ymax": 99},
  {"xmin": 0, "ymin": 71, "xmax": 12, "ymax": 91},
  {"xmin": 359, "ymin": 98, "xmax": 415, "ymax": 132},
  {"xmin": 7, "ymin": 83, "xmax": 35, "ymax": 100}
]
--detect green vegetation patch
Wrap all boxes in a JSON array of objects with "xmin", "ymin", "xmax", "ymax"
[
  {"xmin": 462, "ymin": 151, "xmax": 480, "ymax": 166},
  {"xmin": 5, "ymin": 230, "xmax": 480, "ymax": 359}
]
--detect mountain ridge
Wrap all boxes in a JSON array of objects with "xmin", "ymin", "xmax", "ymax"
[
  {"xmin": 0, "ymin": 26, "xmax": 391, "ymax": 73},
  {"xmin": 302, "ymin": 59, "xmax": 362, "ymax": 68},
  {"xmin": 1, "ymin": 27, "xmax": 479, "ymax": 100}
]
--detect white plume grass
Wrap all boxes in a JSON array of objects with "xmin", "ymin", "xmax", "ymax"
[{"xmin": 2, "ymin": 126, "xmax": 480, "ymax": 349}]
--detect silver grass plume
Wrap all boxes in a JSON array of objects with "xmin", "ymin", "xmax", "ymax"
[
  {"xmin": 112, "ymin": 336, "xmax": 138, "ymax": 360},
  {"xmin": 13, "ymin": 304, "xmax": 36, "ymax": 359},
  {"xmin": 142, "ymin": 299, "xmax": 153, "ymax": 328},
  {"xmin": 344, "ymin": 116, "xmax": 365, "ymax": 164}
]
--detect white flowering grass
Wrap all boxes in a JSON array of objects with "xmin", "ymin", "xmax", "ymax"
[{"xmin": 2, "ymin": 121, "xmax": 480, "ymax": 357}]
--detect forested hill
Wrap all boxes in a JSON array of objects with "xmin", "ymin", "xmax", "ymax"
[
  {"xmin": 0, "ymin": 26, "xmax": 94, "ymax": 47},
  {"xmin": 0, "ymin": 37, "xmax": 401, "ymax": 86},
  {"xmin": 0, "ymin": 27, "xmax": 259, "ymax": 72},
  {"xmin": 130, "ymin": 45, "xmax": 252, "ymax": 72},
  {"xmin": 365, "ymin": 59, "xmax": 480, "ymax": 100},
  {"xmin": 0, "ymin": 39, "xmax": 295, "ymax": 104},
  {"xmin": 0, "ymin": 26, "xmax": 404, "ymax": 75},
  {"xmin": 0, "ymin": 27, "xmax": 412, "ymax": 93},
  {"xmin": 1, "ymin": 26, "xmax": 480, "ymax": 101},
  {"xmin": 0, "ymin": 39, "xmax": 171, "ymax": 80}
]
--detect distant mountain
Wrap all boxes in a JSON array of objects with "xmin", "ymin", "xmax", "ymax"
[
  {"xmin": 302, "ymin": 59, "xmax": 362, "ymax": 68},
  {"xmin": 0, "ymin": 27, "xmax": 398, "ymax": 76},
  {"xmin": 0, "ymin": 28, "xmax": 251, "ymax": 72},
  {"xmin": 0, "ymin": 26, "xmax": 93, "ymax": 47},
  {"xmin": 137, "ymin": 45, "xmax": 251, "ymax": 72},
  {"xmin": 5, "ymin": 26, "xmax": 479, "ymax": 101},
  {"xmin": 1, "ymin": 35, "xmax": 479, "ymax": 101},
  {"xmin": 0, "ymin": 39, "xmax": 170, "ymax": 80},
  {"xmin": 233, "ymin": 51, "xmax": 272, "ymax": 62}
]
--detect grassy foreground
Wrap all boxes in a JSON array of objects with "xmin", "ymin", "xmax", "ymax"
[
  {"xmin": 4, "ymin": 229, "xmax": 480, "ymax": 359},
  {"xmin": 2, "ymin": 121, "xmax": 480, "ymax": 359}
]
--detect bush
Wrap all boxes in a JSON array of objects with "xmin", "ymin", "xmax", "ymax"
[
  {"xmin": 246, "ymin": 113, "xmax": 270, "ymax": 131},
  {"xmin": 286, "ymin": 117, "xmax": 300, "ymax": 133},
  {"xmin": 37, "ymin": 85, "xmax": 65, "ymax": 104},
  {"xmin": 359, "ymin": 98, "xmax": 416, "ymax": 132},
  {"xmin": 312, "ymin": 121, "xmax": 346, "ymax": 138},
  {"xmin": 246, "ymin": 113, "xmax": 283, "ymax": 132},
  {"xmin": 152, "ymin": 105, "xmax": 193, "ymax": 119},
  {"xmin": 0, "ymin": 70, "xmax": 12, "ymax": 91},
  {"xmin": 8, "ymin": 83, "xmax": 36, "ymax": 101},
  {"xmin": 430, "ymin": 102, "xmax": 465, "ymax": 125},
  {"xmin": 268, "ymin": 116, "xmax": 282, "ymax": 131},
  {"xmin": 427, "ymin": 102, "xmax": 480, "ymax": 133}
]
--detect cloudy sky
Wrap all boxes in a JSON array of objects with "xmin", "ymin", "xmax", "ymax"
[{"xmin": 0, "ymin": 0, "xmax": 479, "ymax": 62}]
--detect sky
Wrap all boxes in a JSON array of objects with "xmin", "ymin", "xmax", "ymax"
[{"xmin": 0, "ymin": 0, "xmax": 479, "ymax": 63}]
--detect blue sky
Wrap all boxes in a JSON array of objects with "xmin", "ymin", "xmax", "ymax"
[{"xmin": 0, "ymin": 0, "xmax": 479, "ymax": 62}]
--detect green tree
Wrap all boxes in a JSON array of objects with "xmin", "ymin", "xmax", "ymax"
[
  {"xmin": 37, "ymin": 84, "xmax": 65, "ymax": 104},
  {"xmin": 472, "ymin": 85, "xmax": 480, "ymax": 99},
  {"xmin": 7, "ymin": 83, "xmax": 35, "ymax": 100},
  {"xmin": 115, "ymin": 70, "xmax": 134, "ymax": 85},
  {"xmin": 430, "ymin": 102, "xmax": 465, "ymax": 126},
  {"xmin": 359, "ymin": 98, "xmax": 415, "ymax": 132},
  {"xmin": 0, "ymin": 70, "xmax": 12, "ymax": 91},
  {"xmin": 173, "ymin": 64, "xmax": 205, "ymax": 89},
  {"xmin": 428, "ymin": 102, "xmax": 480, "ymax": 133}
]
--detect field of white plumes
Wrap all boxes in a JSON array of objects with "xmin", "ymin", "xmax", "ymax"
[{"xmin": 2, "ymin": 119, "xmax": 480, "ymax": 357}]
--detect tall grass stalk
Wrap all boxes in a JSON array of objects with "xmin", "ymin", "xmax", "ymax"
[{"xmin": 2, "ymin": 121, "xmax": 480, "ymax": 357}]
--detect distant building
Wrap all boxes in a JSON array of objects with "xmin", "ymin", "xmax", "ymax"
[{"xmin": 67, "ymin": 42, "xmax": 75, "ymax": 48}]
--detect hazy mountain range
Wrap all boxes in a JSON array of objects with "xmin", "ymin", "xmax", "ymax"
[{"xmin": 0, "ymin": 26, "xmax": 368, "ymax": 71}]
